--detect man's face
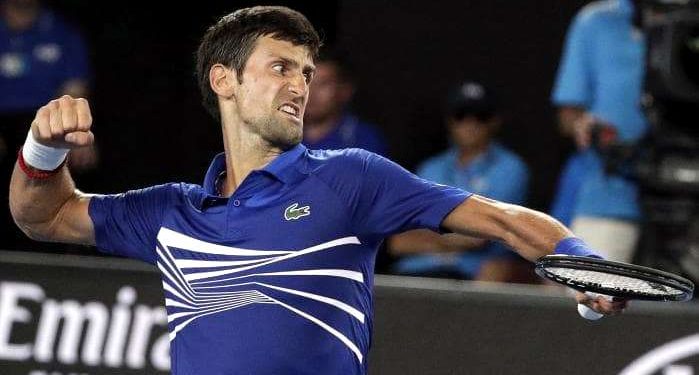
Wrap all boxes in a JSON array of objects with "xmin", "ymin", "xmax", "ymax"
[
  {"xmin": 232, "ymin": 35, "xmax": 315, "ymax": 149},
  {"xmin": 448, "ymin": 115, "xmax": 496, "ymax": 151},
  {"xmin": 304, "ymin": 62, "xmax": 351, "ymax": 123}
]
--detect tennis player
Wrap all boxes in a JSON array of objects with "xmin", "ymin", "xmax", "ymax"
[{"xmin": 9, "ymin": 6, "xmax": 626, "ymax": 374}]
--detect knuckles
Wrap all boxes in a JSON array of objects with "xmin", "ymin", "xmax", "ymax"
[{"xmin": 34, "ymin": 96, "xmax": 93, "ymax": 134}]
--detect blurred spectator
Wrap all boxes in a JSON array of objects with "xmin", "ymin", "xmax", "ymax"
[
  {"xmin": 550, "ymin": 0, "xmax": 645, "ymax": 262},
  {"xmin": 303, "ymin": 48, "xmax": 387, "ymax": 155},
  {"xmin": 388, "ymin": 81, "xmax": 532, "ymax": 282},
  {"xmin": 0, "ymin": 0, "xmax": 95, "ymax": 250}
]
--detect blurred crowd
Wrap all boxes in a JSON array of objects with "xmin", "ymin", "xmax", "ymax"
[{"xmin": 0, "ymin": 0, "xmax": 691, "ymax": 285}]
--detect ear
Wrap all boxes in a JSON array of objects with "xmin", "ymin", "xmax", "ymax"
[{"xmin": 209, "ymin": 64, "xmax": 236, "ymax": 99}]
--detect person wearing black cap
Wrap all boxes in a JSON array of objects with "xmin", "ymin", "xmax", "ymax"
[{"xmin": 388, "ymin": 81, "xmax": 531, "ymax": 282}]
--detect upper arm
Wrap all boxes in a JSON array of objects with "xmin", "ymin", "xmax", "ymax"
[
  {"xmin": 87, "ymin": 183, "xmax": 182, "ymax": 264},
  {"xmin": 48, "ymin": 191, "xmax": 96, "ymax": 246},
  {"xmin": 348, "ymin": 151, "xmax": 470, "ymax": 236}
]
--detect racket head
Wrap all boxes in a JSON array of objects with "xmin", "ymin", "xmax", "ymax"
[{"xmin": 535, "ymin": 255, "xmax": 695, "ymax": 301}]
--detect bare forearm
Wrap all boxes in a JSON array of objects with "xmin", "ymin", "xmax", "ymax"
[
  {"xmin": 9, "ymin": 163, "xmax": 77, "ymax": 240},
  {"xmin": 9, "ymin": 96, "xmax": 96, "ymax": 245},
  {"xmin": 388, "ymin": 229, "xmax": 486, "ymax": 255},
  {"xmin": 494, "ymin": 204, "xmax": 572, "ymax": 261},
  {"xmin": 443, "ymin": 195, "xmax": 573, "ymax": 261}
]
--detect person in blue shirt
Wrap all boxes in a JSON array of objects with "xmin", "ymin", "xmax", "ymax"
[
  {"xmin": 551, "ymin": 0, "xmax": 645, "ymax": 262},
  {"xmin": 390, "ymin": 81, "xmax": 531, "ymax": 282},
  {"xmin": 0, "ymin": 0, "xmax": 90, "ymax": 113},
  {"xmin": 303, "ymin": 48, "xmax": 387, "ymax": 155},
  {"xmin": 0, "ymin": 0, "xmax": 96, "ymax": 250},
  {"xmin": 9, "ymin": 6, "xmax": 626, "ymax": 374}
]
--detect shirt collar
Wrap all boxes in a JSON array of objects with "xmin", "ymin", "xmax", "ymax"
[
  {"xmin": 202, "ymin": 143, "xmax": 308, "ymax": 196},
  {"xmin": 262, "ymin": 143, "xmax": 308, "ymax": 183}
]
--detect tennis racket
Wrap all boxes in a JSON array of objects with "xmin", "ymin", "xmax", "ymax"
[{"xmin": 535, "ymin": 255, "xmax": 695, "ymax": 320}]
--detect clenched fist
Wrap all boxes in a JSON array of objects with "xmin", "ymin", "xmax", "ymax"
[{"xmin": 31, "ymin": 95, "xmax": 94, "ymax": 149}]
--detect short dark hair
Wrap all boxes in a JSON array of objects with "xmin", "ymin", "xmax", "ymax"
[{"xmin": 196, "ymin": 6, "xmax": 321, "ymax": 121}]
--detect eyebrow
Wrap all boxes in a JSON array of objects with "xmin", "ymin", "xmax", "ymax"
[{"xmin": 274, "ymin": 55, "xmax": 316, "ymax": 75}]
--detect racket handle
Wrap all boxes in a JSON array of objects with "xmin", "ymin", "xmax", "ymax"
[{"xmin": 577, "ymin": 292, "xmax": 610, "ymax": 320}]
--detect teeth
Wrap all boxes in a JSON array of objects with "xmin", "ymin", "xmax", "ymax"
[{"xmin": 280, "ymin": 105, "xmax": 298, "ymax": 117}]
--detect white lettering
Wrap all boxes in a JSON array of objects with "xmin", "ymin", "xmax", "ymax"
[
  {"xmin": 126, "ymin": 305, "xmax": 167, "ymax": 369},
  {"xmin": 0, "ymin": 282, "xmax": 169, "ymax": 370},
  {"xmin": 0, "ymin": 282, "xmax": 44, "ymax": 360},
  {"xmin": 104, "ymin": 287, "xmax": 135, "ymax": 367},
  {"xmin": 33, "ymin": 299, "xmax": 108, "ymax": 364},
  {"xmin": 81, "ymin": 302, "xmax": 109, "ymax": 365},
  {"xmin": 151, "ymin": 331, "xmax": 171, "ymax": 371}
]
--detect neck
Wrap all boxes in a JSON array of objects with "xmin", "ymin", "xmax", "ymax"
[
  {"xmin": 219, "ymin": 119, "xmax": 282, "ymax": 197},
  {"xmin": 304, "ymin": 112, "xmax": 341, "ymax": 143},
  {"xmin": 457, "ymin": 142, "xmax": 490, "ymax": 166}
]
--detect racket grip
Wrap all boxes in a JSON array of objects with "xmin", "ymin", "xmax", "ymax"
[{"xmin": 577, "ymin": 292, "xmax": 610, "ymax": 320}]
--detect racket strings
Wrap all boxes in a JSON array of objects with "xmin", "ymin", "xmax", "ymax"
[{"xmin": 546, "ymin": 267, "xmax": 686, "ymax": 297}]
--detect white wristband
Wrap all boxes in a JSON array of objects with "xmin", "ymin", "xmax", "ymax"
[{"xmin": 22, "ymin": 130, "xmax": 69, "ymax": 171}]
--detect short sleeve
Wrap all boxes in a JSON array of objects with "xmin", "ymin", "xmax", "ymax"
[
  {"xmin": 551, "ymin": 11, "xmax": 593, "ymax": 107},
  {"xmin": 353, "ymin": 152, "xmax": 471, "ymax": 237},
  {"xmin": 88, "ymin": 183, "xmax": 182, "ymax": 264}
]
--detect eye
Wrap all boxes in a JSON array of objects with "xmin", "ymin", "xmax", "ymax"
[
  {"xmin": 303, "ymin": 71, "xmax": 314, "ymax": 84},
  {"xmin": 272, "ymin": 63, "xmax": 286, "ymax": 74}
]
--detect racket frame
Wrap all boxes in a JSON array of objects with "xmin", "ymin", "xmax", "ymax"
[{"xmin": 535, "ymin": 255, "xmax": 694, "ymax": 301}]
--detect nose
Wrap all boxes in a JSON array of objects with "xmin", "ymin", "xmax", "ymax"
[{"xmin": 287, "ymin": 73, "xmax": 308, "ymax": 96}]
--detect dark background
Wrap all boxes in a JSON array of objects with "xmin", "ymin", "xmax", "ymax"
[{"xmin": 40, "ymin": 0, "xmax": 587, "ymax": 211}]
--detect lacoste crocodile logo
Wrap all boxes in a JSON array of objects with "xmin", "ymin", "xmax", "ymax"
[{"xmin": 284, "ymin": 203, "xmax": 311, "ymax": 221}]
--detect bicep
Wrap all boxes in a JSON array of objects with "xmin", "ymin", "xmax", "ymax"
[{"xmin": 51, "ymin": 192, "xmax": 95, "ymax": 246}]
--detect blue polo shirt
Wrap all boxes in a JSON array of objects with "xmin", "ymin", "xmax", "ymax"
[
  {"xmin": 552, "ymin": 0, "xmax": 647, "ymax": 141},
  {"xmin": 88, "ymin": 144, "xmax": 469, "ymax": 374},
  {"xmin": 0, "ymin": 10, "xmax": 89, "ymax": 112},
  {"xmin": 550, "ymin": 0, "xmax": 644, "ymax": 221},
  {"xmin": 303, "ymin": 113, "xmax": 388, "ymax": 156},
  {"xmin": 393, "ymin": 143, "xmax": 528, "ymax": 278}
]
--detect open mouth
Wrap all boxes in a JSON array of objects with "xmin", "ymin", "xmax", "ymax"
[{"xmin": 278, "ymin": 103, "xmax": 301, "ymax": 122}]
